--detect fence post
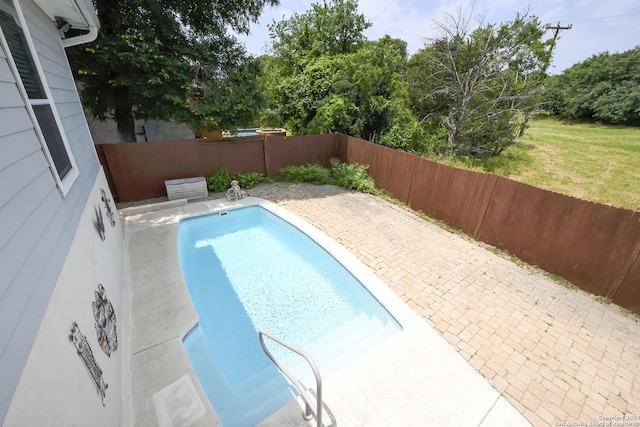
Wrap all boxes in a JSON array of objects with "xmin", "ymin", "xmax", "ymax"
[{"xmin": 263, "ymin": 137, "xmax": 269, "ymax": 177}]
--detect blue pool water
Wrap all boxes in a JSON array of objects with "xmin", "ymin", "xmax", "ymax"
[
  {"xmin": 234, "ymin": 129, "xmax": 258, "ymax": 137},
  {"xmin": 178, "ymin": 206, "xmax": 401, "ymax": 426}
]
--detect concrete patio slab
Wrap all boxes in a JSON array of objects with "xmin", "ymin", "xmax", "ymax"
[
  {"xmin": 480, "ymin": 397, "xmax": 532, "ymax": 427},
  {"xmin": 129, "ymin": 337, "xmax": 218, "ymax": 427},
  {"xmin": 152, "ymin": 374, "xmax": 206, "ymax": 427},
  {"xmin": 129, "ymin": 264, "xmax": 196, "ymax": 354},
  {"xmin": 261, "ymin": 316, "xmax": 526, "ymax": 426},
  {"xmin": 336, "ymin": 317, "xmax": 501, "ymax": 426}
]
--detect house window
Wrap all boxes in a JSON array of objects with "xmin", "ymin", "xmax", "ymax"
[{"xmin": 0, "ymin": 0, "xmax": 78, "ymax": 193}]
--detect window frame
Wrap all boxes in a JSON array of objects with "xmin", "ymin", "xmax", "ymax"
[{"xmin": 0, "ymin": 0, "xmax": 79, "ymax": 196}]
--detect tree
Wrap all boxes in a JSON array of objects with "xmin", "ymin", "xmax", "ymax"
[
  {"xmin": 543, "ymin": 47, "xmax": 640, "ymax": 125},
  {"xmin": 261, "ymin": 0, "xmax": 370, "ymax": 134},
  {"xmin": 263, "ymin": 35, "xmax": 413, "ymax": 139},
  {"xmin": 261, "ymin": 0, "xmax": 421, "ymax": 147},
  {"xmin": 407, "ymin": 10, "xmax": 552, "ymax": 158},
  {"xmin": 268, "ymin": 0, "xmax": 370, "ymax": 68},
  {"xmin": 67, "ymin": 0, "xmax": 278, "ymax": 142},
  {"xmin": 191, "ymin": 57, "xmax": 266, "ymax": 131}
]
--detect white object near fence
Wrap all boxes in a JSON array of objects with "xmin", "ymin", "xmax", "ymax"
[{"xmin": 165, "ymin": 177, "xmax": 208, "ymax": 201}]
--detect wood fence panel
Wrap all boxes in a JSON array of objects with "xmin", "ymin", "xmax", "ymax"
[
  {"xmin": 335, "ymin": 134, "xmax": 349, "ymax": 162},
  {"xmin": 480, "ymin": 180, "xmax": 574, "ymax": 275},
  {"xmin": 478, "ymin": 179, "xmax": 639, "ymax": 297},
  {"xmin": 101, "ymin": 140, "xmax": 201, "ymax": 201},
  {"xmin": 264, "ymin": 134, "xmax": 339, "ymax": 176},
  {"xmin": 406, "ymin": 158, "xmax": 496, "ymax": 237},
  {"xmin": 475, "ymin": 179, "xmax": 556, "ymax": 263},
  {"xmin": 196, "ymin": 138, "xmax": 266, "ymax": 176},
  {"xmin": 403, "ymin": 157, "xmax": 440, "ymax": 214},
  {"xmin": 552, "ymin": 202, "xmax": 638, "ymax": 298},
  {"xmin": 347, "ymin": 137, "xmax": 415, "ymax": 203},
  {"xmin": 442, "ymin": 169, "xmax": 497, "ymax": 238},
  {"xmin": 613, "ymin": 213, "xmax": 640, "ymax": 312},
  {"xmin": 515, "ymin": 188, "xmax": 575, "ymax": 271},
  {"xmin": 616, "ymin": 255, "xmax": 640, "ymax": 313},
  {"xmin": 95, "ymin": 145, "xmax": 119, "ymax": 201}
]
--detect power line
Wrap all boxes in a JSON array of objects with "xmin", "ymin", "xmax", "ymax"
[
  {"xmin": 569, "ymin": 12, "xmax": 640, "ymax": 23},
  {"xmin": 541, "ymin": 12, "xmax": 640, "ymax": 25}
]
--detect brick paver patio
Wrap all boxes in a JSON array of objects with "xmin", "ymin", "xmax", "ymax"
[{"xmin": 248, "ymin": 182, "xmax": 640, "ymax": 426}]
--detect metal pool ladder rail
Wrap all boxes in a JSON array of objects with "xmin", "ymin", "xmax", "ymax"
[{"xmin": 259, "ymin": 330, "xmax": 323, "ymax": 426}]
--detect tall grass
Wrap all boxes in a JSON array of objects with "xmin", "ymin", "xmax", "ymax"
[{"xmin": 430, "ymin": 118, "xmax": 640, "ymax": 211}]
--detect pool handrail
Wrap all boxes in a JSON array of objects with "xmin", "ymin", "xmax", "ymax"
[{"xmin": 258, "ymin": 330, "xmax": 323, "ymax": 426}]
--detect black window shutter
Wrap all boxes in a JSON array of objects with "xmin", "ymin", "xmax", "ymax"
[{"xmin": 0, "ymin": 3, "xmax": 46, "ymax": 99}]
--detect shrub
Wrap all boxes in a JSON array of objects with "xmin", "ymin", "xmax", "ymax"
[
  {"xmin": 277, "ymin": 164, "xmax": 329, "ymax": 184},
  {"xmin": 276, "ymin": 161, "xmax": 378, "ymax": 194},
  {"xmin": 277, "ymin": 165, "xmax": 304, "ymax": 183},
  {"xmin": 330, "ymin": 160, "xmax": 377, "ymax": 194},
  {"xmin": 206, "ymin": 168, "xmax": 231, "ymax": 192},
  {"xmin": 231, "ymin": 172, "xmax": 264, "ymax": 189},
  {"xmin": 379, "ymin": 118, "xmax": 427, "ymax": 153}
]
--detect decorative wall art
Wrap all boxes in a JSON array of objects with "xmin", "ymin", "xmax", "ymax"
[
  {"xmin": 69, "ymin": 322, "xmax": 108, "ymax": 405},
  {"xmin": 93, "ymin": 284, "xmax": 117, "ymax": 357},
  {"xmin": 96, "ymin": 206, "xmax": 106, "ymax": 241},
  {"xmin": 100, "ymin": 188, "xmax": 116, "ymax": 227}
]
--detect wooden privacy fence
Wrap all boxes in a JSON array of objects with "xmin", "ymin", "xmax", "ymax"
[
  {"xmin": 344, "ymin": 135, "xmax": 640, "ymax": 314},
  {"xmin": 96, "ymin": 134, "xmax": 341, "ymax": 203},
  {"xmin": 97, "ymin": 134, "xmax": 639, "ymax": 313}
]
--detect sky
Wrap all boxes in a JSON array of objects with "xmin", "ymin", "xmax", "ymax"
[{"xmin": 236, "ymin": 0, "xmax": 640, "ymax": 74}]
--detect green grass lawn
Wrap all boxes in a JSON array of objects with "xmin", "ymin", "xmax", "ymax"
[{"xmin": 441, "ymin": 118, "xmax": 640, "ymax": 211}]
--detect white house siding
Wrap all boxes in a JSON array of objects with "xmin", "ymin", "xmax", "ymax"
[
  {"xmin": 0, "ymin": 1, "xmax": 123, "ymax": 424},
  {"xmin": 3, "ymin": 169, "xmax": 124, "ymax": 427}
]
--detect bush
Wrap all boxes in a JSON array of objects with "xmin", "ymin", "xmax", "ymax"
[
  {"xmin": 422, "ymin": 125, "xmax": 449, "ymax": 156},
  {"xmin": 277, "ymin": 164, "xmax": 330, "ymax": 184},
  {"xmin": 275, "ymin": 161, "xmax": 378, "ymax": 194},
  {"xmin": 231, "ymin": 172, "xmax": 264, "ymax": 189},
  {"xmin": 329, "ymin": 159, "xmax": 377, "ymax": 194},
  {"xmin": 276, "ymin": 165, "xmax": 304, "ymax": 183},
  {"xmin": 206, "ymin": 168, "xmax": 231, "ymax": 192},
  {"xmin": 379, "ymin": 118, "xmax": 427, "ymax": 153}
]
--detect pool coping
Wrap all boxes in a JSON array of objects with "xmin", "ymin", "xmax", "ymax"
[{"xmin": 124, "ymin": 196, "xmax": 532, "ymax": 426}]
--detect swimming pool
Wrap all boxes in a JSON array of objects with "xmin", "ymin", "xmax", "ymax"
[{"xmin": 178, "ymin": 205, "xmax": 401, "ymax": 426}]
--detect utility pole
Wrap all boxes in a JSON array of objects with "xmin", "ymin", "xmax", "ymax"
[
  {"xmin": 547, "ymin": 22, "xmax": 573, "ymax": 48},
  {"xmin": 517, "ymin": 21, "xmax": 573, "ymax": 138}
]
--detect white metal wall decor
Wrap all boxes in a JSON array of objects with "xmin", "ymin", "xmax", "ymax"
[
  {"xmin": 100, "ymin": 188, "xmax": 116, "ymax": 227},
  {"xmin": 93, "ymin": 284, "xmax": 117, "ymax": 357},
  {"xmin": 96, "ymin": 206, "xmax": 106, "ymax": 241},
  {"xmin": 69, "ymin": 322, "xmax": 108, "ymax": 405}
]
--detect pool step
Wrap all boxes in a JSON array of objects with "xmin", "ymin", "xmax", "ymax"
[
  {"xmin": 266, "ymin": 312, "xmax": 399, "ymax": 388},
  {"xmin": 184, "ymin": 314, "xmax": 400, "ymax": 426},
  {"xmin": 184, "ymin": 325, "xmax": 295, "ymax": 426},
  {"xmin": 305, "ymin": 314, "xmax": 398, "ymax": 382},
  {"xmin": 225, "ymin": 366, "xmax": 295, "ymax": 426}
]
